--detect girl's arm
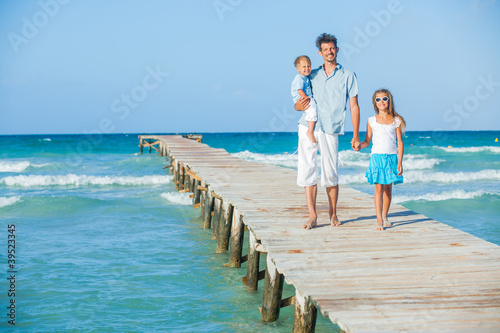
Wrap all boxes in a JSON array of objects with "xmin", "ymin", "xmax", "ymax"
[
  {"xmin": 396, "ymin": 125, "xmax": 404, "ymax": 175},
  {"xmin": 359, "ymin": 121, "xmax": 372, "ymax": 150}
]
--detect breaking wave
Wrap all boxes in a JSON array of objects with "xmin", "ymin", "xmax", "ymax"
[
  {"xmin": 160, "ymin": 192, "xmax": 192, "ymax": 205},
  {"xmin": 340, "ymin": 169, "xmax": 500, "ymax": 185},
  {"xmin": 0, "ymin": 196, "xmax": 22, "ymax": 208},
  {"xmin": 394, "ymin": 190, "xmax": 498, "ymax": 203},
  {"xmin": 0, "ymin": 160, "xmax": 49, "ymax": 173},
  {"xmin": 1, "ymin": 174, "xmax": 172, "ymax": 187}
]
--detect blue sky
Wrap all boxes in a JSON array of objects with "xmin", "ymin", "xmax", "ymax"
[{"xmin": 1, "ymin": 0, "xmax": 499, "ymax": 135}]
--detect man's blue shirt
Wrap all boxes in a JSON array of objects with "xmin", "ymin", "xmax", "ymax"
[{"xmin": 298, "ymin": 64, "xmax": 358, "ymax": 135}]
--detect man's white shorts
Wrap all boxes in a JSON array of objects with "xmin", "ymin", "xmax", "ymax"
[{"xmin": 297, "ymin": 124, "xmax": 339, "ymax": 187}]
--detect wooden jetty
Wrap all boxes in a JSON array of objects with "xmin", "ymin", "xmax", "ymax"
[{"xmin": 139, "ymin": 134, "xmax": 500, "ymax": 333}]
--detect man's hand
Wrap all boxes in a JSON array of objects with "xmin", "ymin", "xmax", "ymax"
[
  {"xmin": 294, "ymin": 96, "xmax": 310, "ymax": 111},
  {"xmin": 351, "ymin": 137, "xmax": 360, "ymax": 151}
]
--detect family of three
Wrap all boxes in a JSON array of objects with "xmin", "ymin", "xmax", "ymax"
[{"xmin": 291, "ymin": 33, "xmax": 406, "ymax": 231}]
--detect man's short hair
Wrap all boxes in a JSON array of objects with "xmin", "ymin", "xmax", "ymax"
[{"xmin": 316, "ymin": 33, "xmax": 338, "ymax": 50}]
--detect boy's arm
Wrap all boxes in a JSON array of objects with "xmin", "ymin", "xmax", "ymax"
[
  {"xmin": 396, "ymin": 126, "xmax": 404, "ymax": 175},
  {"xmin": 297, "ymin": 89, "xmax": 307, "ymax": 98},
  {"xmin": 359, "ymin": 121, "xmax": 372, "ymax": 150}
]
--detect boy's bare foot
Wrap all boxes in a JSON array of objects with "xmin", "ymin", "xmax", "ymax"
[
  {"xmin": 306, "ymin": 131, "xmax": 317, "ymax": 143},
  {"xmin": 330, "ymin": 216, "xmax": 341, "ymax": 227},
  {"xmin": 383, "ymin": 217, "xmax": 392, "ymax": 228},
  {"xmin": 302, "ymin": 217, "xmax": 317, "ymax": 230}
]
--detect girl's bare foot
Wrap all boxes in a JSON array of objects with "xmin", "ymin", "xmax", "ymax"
[
  {"xmin": 306, "ymin": 131, "xmax": 317, "ymax": 143},
  {"xmin": 330, "ymin": 216, "xmax": 341, "ymax": 227},
  {"xmin": 302, "ymin": 217, "xmax": 317, "ymax": 230},
  {"xmin": 383, "ymin": 216, "xmax": 392, "ymax": 228},
  {"xmin": 376, "ymin": 222, "xmax": 384, "ymax": 231}
]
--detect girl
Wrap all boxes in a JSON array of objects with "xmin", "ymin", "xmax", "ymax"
[{"xmin": 360, "ymin": 89, "xmax": 406, "ymax": 231}]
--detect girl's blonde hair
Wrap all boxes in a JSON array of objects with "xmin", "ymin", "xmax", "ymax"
[{"xmin": 372, "ymin": 88, "xmax": 406, "ymax": 133}]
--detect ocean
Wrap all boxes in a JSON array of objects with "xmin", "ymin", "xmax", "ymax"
[{"xmin": 0, "ymin": 131, "xmax": 499, "ymax": 332}]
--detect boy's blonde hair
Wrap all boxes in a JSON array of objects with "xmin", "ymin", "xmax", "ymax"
[{"xmin": 294, "ymin": 55, "xmax": 311, "ymax": 67}]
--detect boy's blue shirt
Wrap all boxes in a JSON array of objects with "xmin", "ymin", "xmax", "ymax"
[{"xmin": 291, "ymin": 74, "xmax": 313, "ymax": 103}]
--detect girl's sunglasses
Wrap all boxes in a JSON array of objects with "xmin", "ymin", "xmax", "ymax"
[{"xmin": 375, "ymin": 96, "xmax": 389, "ymax": 102}]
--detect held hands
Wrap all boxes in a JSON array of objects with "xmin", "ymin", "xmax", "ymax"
[
  {"xmin": 294, "ymin": 96, "xmax": 310, "ymax": 111},
  {"xmin": 351, "ymin": 137, "xmax": 360, "ymax": 151}
]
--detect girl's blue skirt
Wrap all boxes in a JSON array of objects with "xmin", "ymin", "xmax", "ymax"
[{"xmin": 365, "ymin": 154, "xmax": 403, "ymax": 185}]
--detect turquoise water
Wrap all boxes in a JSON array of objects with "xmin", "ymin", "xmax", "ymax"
[{"xmin": 0, "ymin": 132, "xmax": 499, "ymax": 331}]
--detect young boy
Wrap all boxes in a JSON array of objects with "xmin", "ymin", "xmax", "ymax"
[{"xmin": 291, "ymin": 55, "xmax": 317, "ymax": 143}]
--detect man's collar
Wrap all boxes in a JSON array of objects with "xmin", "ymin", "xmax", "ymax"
[
  {"xmin": 321, "ymin": 63, "xmax": 342, "ymax": 76},
  {"xmin": 322, "ymin": 63, "xmax": 341, "ymax": 70}
]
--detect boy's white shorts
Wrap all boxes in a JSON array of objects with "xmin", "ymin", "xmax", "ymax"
[
  {"xmin": 297, "ymin": 124, "xmax": 339, "ymax": 187},
  {"xmin": 304, "ymin": 99, "xmax": 317, "ymax": 122}
]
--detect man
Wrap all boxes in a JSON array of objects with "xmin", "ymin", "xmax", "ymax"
[{"xmin": 295, "ymin": 33, "xmax": 360, "ymax": 229}]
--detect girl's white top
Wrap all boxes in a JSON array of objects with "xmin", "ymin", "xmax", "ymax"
[{"xmin": 368, "ymin": 115, "xmax": 401, "ymax": 155}]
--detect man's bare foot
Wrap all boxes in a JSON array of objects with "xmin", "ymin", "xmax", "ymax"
[
  {"xmin": 383, "ymin": 217, "xmax": 392, "ymax": 228},
  {"xmin": 306, "ymin": 131, "xmax": 317, "ymax": 143},
  {"xmin": 376, "ymin": 222, "xmax": 384, "ymax": 231},
  {"xmin": 302, "ymin": 217, "xmax": 317, "ymax": 230},
  {"xmin": 330, "ymin": 216, "xmax": 341, "ymax": 227}
]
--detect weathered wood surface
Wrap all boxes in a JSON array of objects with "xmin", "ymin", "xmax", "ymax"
[{"xmin": 149, "ymin": 135, "xmax": 500, "ymax": 333}]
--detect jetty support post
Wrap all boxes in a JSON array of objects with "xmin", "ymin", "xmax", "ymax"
[
  {"xmin": 177, "ymin": 163, "xmax": 185, "ymax": 191},
  {"xmin": 173, "ymin": 161, "xmax": 180, "ymax": 190},
  {"xmin": 160, "ymin": 142, "xmax": 167, "ymax": 156},
  {"xmin": 246, "ymin": 232, "xmax": 261, "ymax": 292},
  {"xmin": 193, "ymin": 179, "xmax": 201, "ymax": 206},
  {"xmin": 168, "ymin": 159, "xmax": 174, "ymax": 175},
  {"xmin": 201, "ymin": 186, "xmax": 214, "ymax": 229},
  {"xmin": 228, "ymin": 209, "xmax": 245, "ymax": 267},
  {"xmin": 211, "ymin": 197, "xmax": 222, "ymax": 240},
  {"xmin": 184, "ymin": 169, "xmax": 192, "ymax": 192},
  {"xmin": 293, "ymin": 290, "xmax": 317, "ymax": 333},
  {"xmin": 163, "ymin": 154, "xmax": 174, "ymax": 174},
  {"xmin": 139, "ymin": 137, "xmax": 144, "ymax": 154},
  {"xmin": 216, "ymin": 201, "xmax": 233, "ymax": 254},
  {"xmin": 159, "ymin": 142, "xmax": 163, "ymax": 156},
  {"xmin": 188, "ymin": 172, "xmax": 195, "ymax": 193},
  {"xmin": 260, "ymin": 255, "xmax": 284, "ymax": 323},
  {"xmin": 198, "ymin": 181, "xmax": 208, "ymax": 217}
]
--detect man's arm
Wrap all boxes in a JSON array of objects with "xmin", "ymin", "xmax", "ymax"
[{"xmin": 349, "ymin": 95, "xmax": 360, "ymax": 150}]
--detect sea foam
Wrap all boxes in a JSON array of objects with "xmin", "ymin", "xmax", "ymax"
[
  {"xmin": 340, "ymin": 169, "xmax": 500, "ymax": 185},
  {"xmin": 160, "ymin": 192, "xmax": 193, "ymax": 205},
  {"xmin": 437, "ymin": 146, "xmax": 500, "ymax": 153},
  {"xmin": 0, "ymin": 174, "xmax": 172, "ymax": 187},
  {"xmin": 394, "ymin": 190, "xmax": 496, "ymax": 203},
  {"xmin": 0, "ymin": 196, "xmax": 22, "ymax": 208},
  {"xmin": 0, "ymin": 160, "xmax": 49, "ymax": 173},
  {"xmin": 339, "ymin": 151, "xmax": 442, "ymax": 170},
  {"xmin": 0, "ymin": 161, "xmax": 31, "ymax": 172},
  {"xmin": 233, "ymin": 150, "xmax": 441, "ymax": 170},
  {"xmin": 232, "ymin": 150, "xmax": 298, "ymax": 168}
]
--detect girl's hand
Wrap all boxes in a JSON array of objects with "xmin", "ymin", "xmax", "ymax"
[{"xmin": 397, "ymin": 163, "xmax": 403, "ymax": 175}]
